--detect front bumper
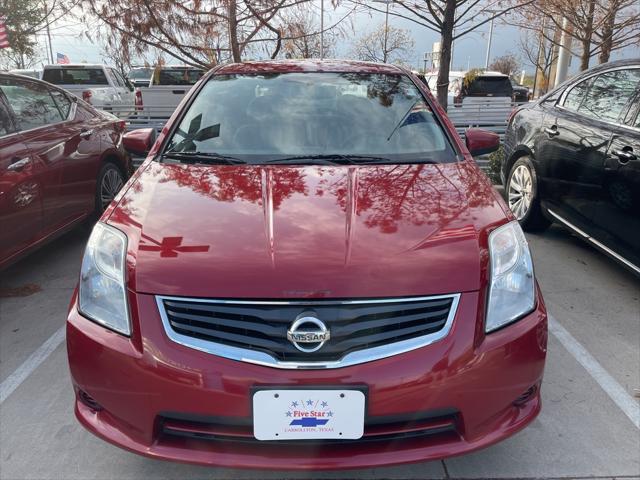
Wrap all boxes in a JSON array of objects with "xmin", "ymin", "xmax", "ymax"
[{"xmin": 67, "ymin": 289, "xmax": 547, "ymax": 470}]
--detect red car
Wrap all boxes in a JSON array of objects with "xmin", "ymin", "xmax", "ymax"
[
  {"xmin": 0, "ymin": 73, "xmax": 130, "ymax": 269},
  {"xmin": 66, "ymin": 60, "xmax": 548, "ymax": 469}
]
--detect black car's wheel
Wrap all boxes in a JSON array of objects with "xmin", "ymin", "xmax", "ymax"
[
  {"xmin": 507, "ymin": 156, "xmax": 550, "ymax": 232},
  {"xmin": 95, "ymin": 162, "xmax": 125, "ymax": 214}
]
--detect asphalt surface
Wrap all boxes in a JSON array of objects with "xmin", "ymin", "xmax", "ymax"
[{"xmin": 1, "ymin": 217, "xmax": 639, "ymax": 479}]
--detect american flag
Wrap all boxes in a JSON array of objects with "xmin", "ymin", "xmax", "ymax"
[
  {"xmin": 56, "ymin": 52, "xmax": 70, "ymax": 64},
  {"xmin": 0, "ymin": 17, "xmax": 9, "ymax": 49}
]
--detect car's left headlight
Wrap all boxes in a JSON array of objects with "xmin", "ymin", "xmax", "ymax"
[
  {"xmin": 78, "ymin": 222, "xmax": 130, "ymax": 335},
  {"xmin": 485, "ymin": 221, "xmax": 535, "ymax": 332}
]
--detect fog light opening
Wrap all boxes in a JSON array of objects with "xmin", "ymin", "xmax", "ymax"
[
  {"xmin": 78, "ymin": 389, "xmax": 103, "ymax": 411},
  {"xmin": 513, "ymin": 385, "xmax": 537, "ymax": 407}
]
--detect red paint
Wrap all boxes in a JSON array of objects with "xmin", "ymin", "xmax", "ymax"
[
  {"xmin": 108, "ymin": 162, "xmax": 507, "ymax": 298},
  {"xmin": 67, "ymin": 289, "xmax": 547, "ymax": 469},
  {"xmin": 122, "ymin": 128, "xmax": 155, "ymax": 156},
  {"xmin": 0, "ymin": 74, "xmax": 130, "ymax": 269},
  {"xmin": 66, "ymin": 60, "xmax": 548, "ymax": 468},
  {"xmin": 465, "ymin": 128, "xmax": 501, "ymax": 157}
]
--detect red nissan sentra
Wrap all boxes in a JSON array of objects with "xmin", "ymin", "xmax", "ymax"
[{"xmin": 66, "ymin": 60, "xmax": 547, "ymax": 469}]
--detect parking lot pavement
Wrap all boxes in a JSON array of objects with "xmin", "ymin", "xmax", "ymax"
[{"xmin": 1, "ymin": 223, "xmax": 638, "ymax": 480}]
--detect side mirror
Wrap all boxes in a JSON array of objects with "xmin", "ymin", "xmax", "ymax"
[
  {"xmin": 465, "ymin": 128, "xmax": 500, "ymax": 157},
  {"xmin": 123, "ymin": 128, "xmax": 156, "ymax": 156}
]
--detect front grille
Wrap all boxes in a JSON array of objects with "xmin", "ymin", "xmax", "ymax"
[
  {"xmin": 157, "ymin": 295, "xmax": 458, "ymax": 366},
  {"xmin": 158, "ymin": 409, "xmax": 459, "ymax": 445}
]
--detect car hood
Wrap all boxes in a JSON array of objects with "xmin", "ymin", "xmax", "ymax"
[{"xmin": 108, "ymin": 161, "xmax": 508, "ymax": 298}]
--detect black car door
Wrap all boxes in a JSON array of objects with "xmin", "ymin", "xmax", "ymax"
[
  {"xmin": 595, "ymin": 85, "xmax": 640, "ymax": 273},
  {"xmin": 535, "ymin": 74, "xmax": 610, "ymax": 226}
]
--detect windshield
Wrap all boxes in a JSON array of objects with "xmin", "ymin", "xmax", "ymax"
[
  {"xmin": 463, "ymin": 76, "xmax": 512, "ymax": 97},
  {"xmin": 42, "ymin": 68, "xmax": 109, "ymax": 85},
  {"xmin": 152, "ymin": 68, "xmax": 205, "ymax": 85},
  {"xmin": 165, "ymin": 72, "xmax": 455, "ymax": 164}
]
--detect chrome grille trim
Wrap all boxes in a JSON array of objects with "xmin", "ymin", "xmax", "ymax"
[{"xmin": 155, "ymin": 294, "xmax": 461, "ymax": 370}]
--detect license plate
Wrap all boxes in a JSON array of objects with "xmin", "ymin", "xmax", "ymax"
[{"xmin": 253, "ymin": 389, "xmax": 365, "ymax": 441}]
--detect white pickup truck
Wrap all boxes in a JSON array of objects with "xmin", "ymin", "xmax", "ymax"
[
  {"xmin": 137, "ymin": 66, "xmax": 205, "ymax": 111},
  {"xmin": 42, "ymin": 64, "xmax": 135, "ymax": 117}
]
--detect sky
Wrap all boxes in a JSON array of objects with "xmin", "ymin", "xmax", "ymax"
[{"xmin": 32, "ymin": 1, "xmax": 638, "ymax": 76}]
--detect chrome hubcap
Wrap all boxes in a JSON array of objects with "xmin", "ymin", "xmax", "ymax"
[
  {"xmin": 101, "ymin": 168, "xmax": 124, "ymax": 209},
  {"xmin": 508, "ymin": 164, "xmax": 533, "ymax": 220}
]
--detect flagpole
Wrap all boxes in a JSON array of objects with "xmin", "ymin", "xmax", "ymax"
[
  {"xmin": 320, "ymin": 0, "xmax": 324, "ymax": 59},
  {"xmin": 43, "ymin": 1, "xmax": 54, "ymax": 63}
]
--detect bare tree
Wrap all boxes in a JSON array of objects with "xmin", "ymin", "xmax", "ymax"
[
  {"xmin": 510, "ymin": 0, "xmax": 640, "ymax": 71},
  {"xmin": 351, "ymin": 23, "xmax": 415, "ymax": 64},
  {"xmin": 519, "ymin": 28, "xmax": 557, "ymax": 96},
  {"xmin": 280, "ymin": 7, "xmax": 348, "ymax": 59},
  {"xmin": 0, "ymin": 0, "xmax": 73, "ymax": 68},
  {"xmin": 76, "ymin": 0, "xmax": 317, "ymax": 68},
  {"xmin": 99, "ymin": 31, "xmax": 136, "ymax": 75},
  {"xmin": 489, "ymin": 53, "xmax": 520, "ymax": 76},
  {"xmin": 351, "ymin": 0, "xmax": 535, "ymax": 110},
  {"xmin": 594, "ymin": 0, "xmax": 640, "ymax": 63}
]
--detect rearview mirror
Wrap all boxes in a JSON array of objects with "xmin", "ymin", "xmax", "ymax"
[
  {"xmin": 123, "ymin": 128, "xmax": 156, "ymax": 156},
  {"xmin": 465, "ymin": 128, "xmax": 500, "ymax": 157}
]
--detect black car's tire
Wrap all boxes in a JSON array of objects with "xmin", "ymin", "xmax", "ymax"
[
  {"xmin": 506, "ymin": 156, "xmax": 551, "ymax": 232},
  {"xmin": 95, "ymin": 162, "xmax": 125, "ymax": 215}
]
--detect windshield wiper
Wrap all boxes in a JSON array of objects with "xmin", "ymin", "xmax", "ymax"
[
  {"xmin": 265, "ymin": 154, "xmax": 438, "ymax": 165},
  {"xmin": 386, "ymin": 99, "xmax": 420, "ymax": 141},
  {"xmin": 161, "ymin": 151, "xmax": 246, "ymax": 165},
  {"xmin": 264, "ymin": 154, "xmax": 396, "ymax": 165}
]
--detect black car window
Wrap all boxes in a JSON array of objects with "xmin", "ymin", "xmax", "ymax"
[
  {"xmin": 49, "ymin": 89, "xmax": 72, "ymax": 119},
  {"xmin": 622, "ymin": 92, "xmax": 640, "ymax": 128},
  {"xmin": 562, "ymin": 78, "xmax": 592, "ymax": 111},
  {"xmin": 43, "ymin": 68, "xmax": 109, "ymax": 85},
  {"xmin": 578, "ymin": 69, "xmax": 640, "ymax": 122},
  {"xmin": 0, "ymin": 77, "xmax": 67, "ymax": 131}
]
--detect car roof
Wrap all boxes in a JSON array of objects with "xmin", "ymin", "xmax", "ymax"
[
  {"xmin": 157, "ymin": 65, "xmax": 203, "ymax": 69},
  {"xmin": 215, "ymin": 59, "xmax": 405, "ymax": 75},
  {"xmin": 43, "ymin": 64, "xmax": 107, "ymax": 69},
  {"xmin": 573, "ymin": 58, "xmax": 640, "ymax": 77},
  {"xmin": 130, "ymin": 65, "xmax": 200, "ymax": 70}
]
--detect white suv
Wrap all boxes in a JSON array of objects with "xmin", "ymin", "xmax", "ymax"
[{"xmin": 42, "ymin": 64, "xmax": 135, "ymax": 117}]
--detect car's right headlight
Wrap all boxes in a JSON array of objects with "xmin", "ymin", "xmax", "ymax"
[
  {"xmin": 485, "ymin": 221, "xmax": 536, "ymax": 333},
  {"xmin": 78, "ymin": 222, "xmax": 130, "ymax": 335}
]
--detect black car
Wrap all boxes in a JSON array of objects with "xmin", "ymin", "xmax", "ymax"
[
  {"xmin": 502, "ymin": 59, "xmax": 640, "ymax": 275},
  {"xmin": 511, "ymin": 81, "xmax": 530, "ymax": 103}
]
